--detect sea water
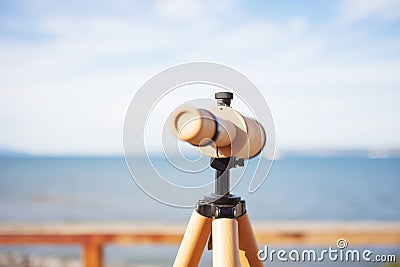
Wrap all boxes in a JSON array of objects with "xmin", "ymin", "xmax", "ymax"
[{"xmin": 0, "ymin": 157, "xmax": 399, "ymax": 266}]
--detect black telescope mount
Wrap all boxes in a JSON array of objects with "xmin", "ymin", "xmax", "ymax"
[{"xmin": 196, "ymin": 92, "xmax": 246, "ymax": 220}]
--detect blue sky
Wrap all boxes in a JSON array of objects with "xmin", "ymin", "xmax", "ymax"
[{"xmin": 0, "ymin": 0, "xmax": 399, "ymax": 155}]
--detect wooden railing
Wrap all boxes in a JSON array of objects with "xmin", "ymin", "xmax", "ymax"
[{"xmin": 0, "ymin": 221, "xmax": 399, "ymax": 267}]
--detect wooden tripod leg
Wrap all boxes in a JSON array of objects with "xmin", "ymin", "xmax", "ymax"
[
  {"xmin": 173, "ymin": 210, "xmax": 212, "ymax": 267},
  {"xmin": 212, "ymin": 218, "xmax": 240, "ymax": 267},
  {"xmin": 238, "ymin": 212, "xmax": 263, "ymax": 267}
]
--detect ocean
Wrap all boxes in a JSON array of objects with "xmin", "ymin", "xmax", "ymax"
[{"xmin": 0, "ymin": 157, "xmax": 399, "ymax": 266}]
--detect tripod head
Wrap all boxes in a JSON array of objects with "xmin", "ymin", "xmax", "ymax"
[{"xmin": 211, "ymin": 92, "xmax": 244, "ymax": 196}]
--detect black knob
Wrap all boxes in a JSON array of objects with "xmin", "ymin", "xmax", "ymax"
[
  {"xmin": 215, "ymin": 92, "xmax": 233, "ymax": 100},
  {"xmin": 215, "ymin": 92, "xmax": 233, "ymax": 106}
]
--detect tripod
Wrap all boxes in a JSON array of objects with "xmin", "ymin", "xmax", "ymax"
[{"xmin": 173, "ymin": 157, "xmax": 263, "ymax": 267}]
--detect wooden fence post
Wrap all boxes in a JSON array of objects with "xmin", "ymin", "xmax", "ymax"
[{"xmin": 83, "ymin": 242, "xmax": 103, "ymax": 267}]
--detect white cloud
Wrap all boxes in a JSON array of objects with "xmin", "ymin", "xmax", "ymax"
[
  {"xmin": 155, "ymin": 0, "xmax": 204, "ymax": 21},
  {"xmin": 155, "ymin": 0, "xmax": 240, "ymax": 21},
  {"xmin": 339, "ymin": 0, "xmax": 400, "ymax": 24}
]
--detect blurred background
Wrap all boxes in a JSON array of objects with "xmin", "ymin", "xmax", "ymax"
[{"xmin": 0, "ymin": 0, "xmax": 399, "ymax": 266}]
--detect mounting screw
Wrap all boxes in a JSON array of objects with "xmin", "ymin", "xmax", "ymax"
[{"xmin": 236, "ymin": 158, "xmax": 244, "ymax": 167}]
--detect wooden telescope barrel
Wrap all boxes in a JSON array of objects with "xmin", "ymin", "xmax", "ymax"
[
  {"xmin": 170, "ymin": 106, "xmax": 237, "ymax": 148},
  {"xmin": 169, "ymin": 106, "xmax": 265, "ymax": 159}
]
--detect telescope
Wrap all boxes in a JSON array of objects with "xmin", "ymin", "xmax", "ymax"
[
  {"xmin": 169, "ymin": 92, "xmax": 265, "ymax": 159},
  {"xmin": 171, "ymin": 92, "xmax": 266, "ymax": 267}
]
